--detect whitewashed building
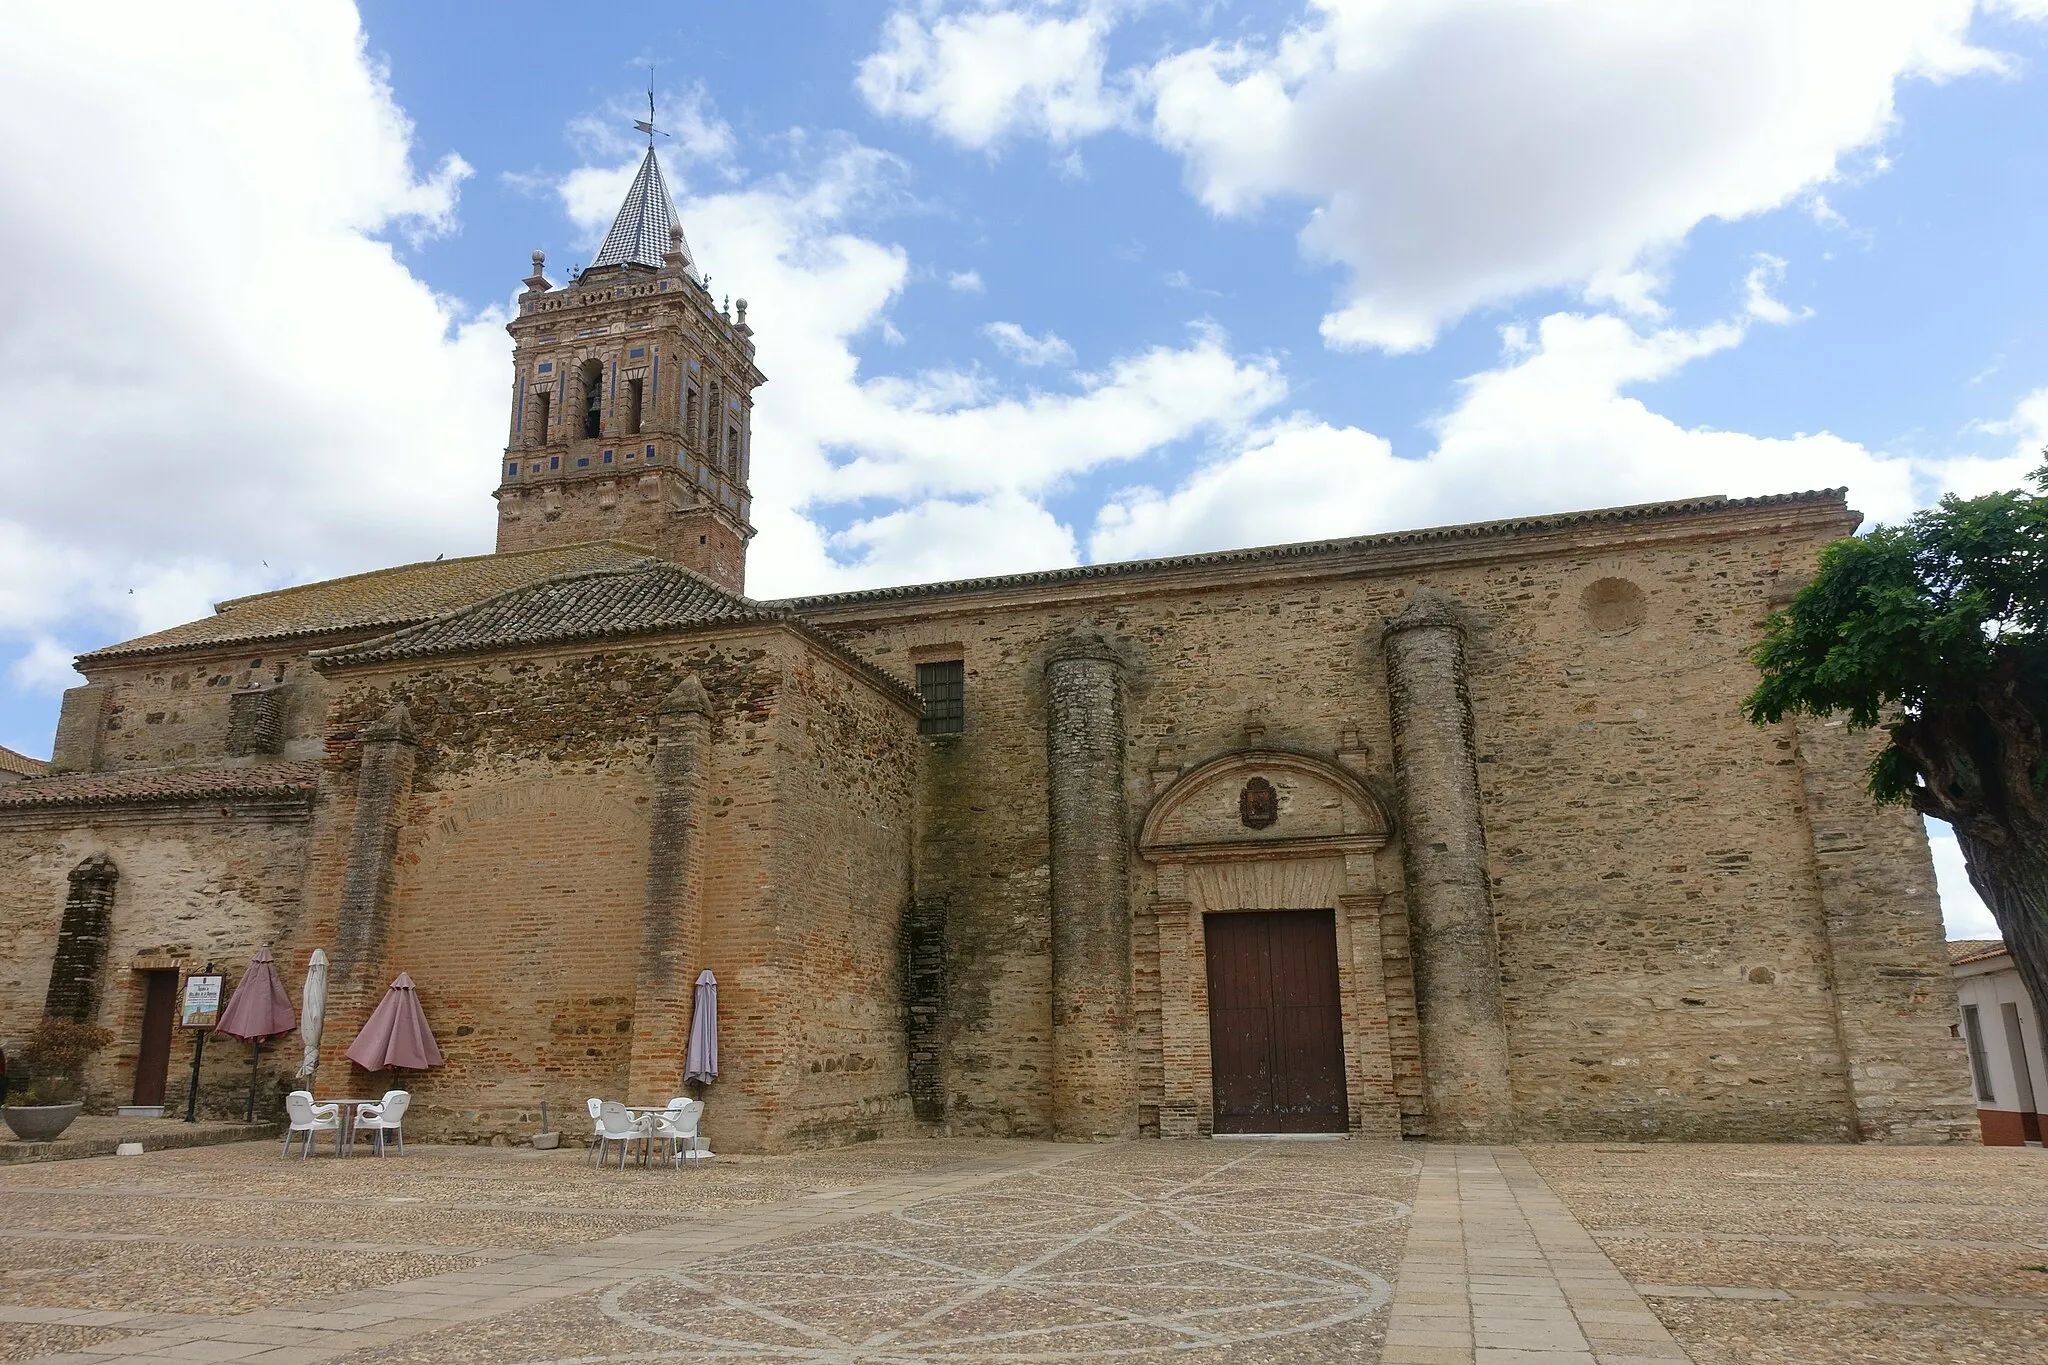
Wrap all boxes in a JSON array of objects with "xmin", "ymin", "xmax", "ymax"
[{"xmin": 1951, "ymin": 940, "xmax": 2046, "ymax": 1147}]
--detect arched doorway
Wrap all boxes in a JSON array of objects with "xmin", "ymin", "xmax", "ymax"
[{"xmin": 1136, "ymin": 750, "xmax": 1419, "ymax": 1139}]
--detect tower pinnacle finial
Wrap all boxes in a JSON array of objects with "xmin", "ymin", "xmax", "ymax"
[{"xmin": 632, "ymin": 70, "xmax": 666, "ymax": 149}]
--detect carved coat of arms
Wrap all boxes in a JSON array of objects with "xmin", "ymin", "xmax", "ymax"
[{"xmin": 1238, "ymin": 776, "xmax": 1278, "ymax": 830}]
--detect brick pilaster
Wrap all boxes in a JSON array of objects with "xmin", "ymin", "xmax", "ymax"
[
  {"xmin": 627, "ymin": 677, "xmax": 711, "ymax": 1104},
  {"xmin": 334, "ymin": 703, "xmax": 417, "ymax": 981}
]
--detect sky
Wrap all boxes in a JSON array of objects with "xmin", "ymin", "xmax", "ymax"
[{"xmin": 2, "ymin": 0, "xmax": 2042, "ymax": 937}]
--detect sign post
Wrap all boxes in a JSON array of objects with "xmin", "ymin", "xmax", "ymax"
[{"xmin": 180, "ymin": 965, "xmax": 222, "ymax": 1124}]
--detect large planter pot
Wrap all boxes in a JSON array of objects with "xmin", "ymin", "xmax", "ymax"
[{"xmin": 2, "ymin": 1102, "xmax": 84, "ymax": 1142}]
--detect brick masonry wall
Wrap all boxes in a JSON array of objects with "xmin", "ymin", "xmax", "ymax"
[
  {"xmin": 758, "ymin": 641, "xmax": 919, "ymax": 1147},
  {"xmin": 494, "ymin": 480, "xmax": 749, "ymax": 594},
  {"xmin": 300, "ymin": 626, "xmax": 914, "ymax": 1149},
  {"xmin": 0, "ymin": 810, "xmax": 313, "ymax": 1118},
  {"xmin": 800, "ymin": 500, "xmax": 1974, "ymax": 1143}
]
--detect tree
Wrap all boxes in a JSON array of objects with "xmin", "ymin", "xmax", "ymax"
[{"xmin": 1745, "ymin": 462, "xmax": 2048, "ymax": 1035}]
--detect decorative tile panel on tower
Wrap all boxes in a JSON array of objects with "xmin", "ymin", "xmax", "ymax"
[{"xmin": 496, "ymin": 147, "xmax": 762, "ymax": 595}]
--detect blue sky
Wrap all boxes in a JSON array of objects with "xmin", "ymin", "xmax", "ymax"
[{"xmin": 3, "ymin": 1, "xmax": 2044, "ymax": 934}]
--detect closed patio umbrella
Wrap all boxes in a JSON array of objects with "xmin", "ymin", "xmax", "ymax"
[
  {"xmin": 684, "ymin": 969, "xmax": 718, "ymax": 1091},
  {"xmin": 346, "ymin": 972, "xmax": 445, "ymax": 1074},
  {"xmin": 214, "ymin": 945, "xmax": 296, "ymax": 1122},
  {"xmin": 295, "ymin": 949, "xmax": 328, "ymax": 1079}
]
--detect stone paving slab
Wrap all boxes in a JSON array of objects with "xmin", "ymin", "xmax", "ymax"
[{"xmin": 1382, "ymin": 1146, "xmax": 1690, "ymax": 1365}]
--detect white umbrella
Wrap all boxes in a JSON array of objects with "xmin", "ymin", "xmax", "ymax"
[{"xmin": 296, "ymin": 948, "xmax": 328, "ymax": 1078}]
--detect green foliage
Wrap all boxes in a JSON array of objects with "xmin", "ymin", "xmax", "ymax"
[
  {"xmin": 1745, "ymin": 462, "xmax": 2048, "ymax": 805},
  {"xmin": 7, "ymin": 1016, "xmax": 114, "ymax": 1106}
]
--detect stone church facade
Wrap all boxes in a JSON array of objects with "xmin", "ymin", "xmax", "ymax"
[{"xmin": 0, "ymin": 151, "xmax": 1976, "ymax": 1149}]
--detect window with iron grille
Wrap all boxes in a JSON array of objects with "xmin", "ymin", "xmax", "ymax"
[{"xmin": 917, "ymin": 661, "xmax": 964, "ymax": 735}]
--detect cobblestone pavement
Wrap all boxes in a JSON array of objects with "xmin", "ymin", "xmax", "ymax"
[
  {"xmin": 3, "ymin": 1138, "xmax": 2038, "ymax": 1363},
  {"xmin": 0, "ymin": 1138, "xmax": 1418, "ymax": 1364},
  {"xmin": 1525, "ymin": 1142, "xmax": 2048, "ymax": 1364}
]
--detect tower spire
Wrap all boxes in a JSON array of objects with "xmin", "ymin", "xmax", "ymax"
[{"xmin": 591, "ymin": 80, "xmax": 694, "ymax": 276}]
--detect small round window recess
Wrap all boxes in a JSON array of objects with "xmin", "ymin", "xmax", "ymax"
[
  {"xmin": 1581, "ymin": 577, "xmax": 1647, "ymax": 635},
  {"xmin": 1238, "ymin": 776, "xmax": 1279, "ymax": 829}
]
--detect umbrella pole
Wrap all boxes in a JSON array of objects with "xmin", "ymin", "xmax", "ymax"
[{"xmin": 246, "ymin": 1038, "xmax": 261, "ymax": 1124}]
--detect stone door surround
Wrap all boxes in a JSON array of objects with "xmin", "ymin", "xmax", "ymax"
[{"xmin": 1138, "ymin": 749, "xmax": 1418, "ymax": 1139}]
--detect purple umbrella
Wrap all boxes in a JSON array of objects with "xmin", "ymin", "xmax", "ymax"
[
  {"xmin": 215, "ymin": 945, "xmax": 296, "ymax": 1122},
  {"xmin": 685, "ymin": 969, "xmax": 718, "ymax": 1091},
  {"xmin": 346, "ymin": 972, "xmax": 445, "ymax": 1074}
]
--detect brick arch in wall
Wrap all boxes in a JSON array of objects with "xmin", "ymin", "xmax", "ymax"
[{"xmin": 1135, "ymin": 750, "xmax": 1423, "ymax": 1139}]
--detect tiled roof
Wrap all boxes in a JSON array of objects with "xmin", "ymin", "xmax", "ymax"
[
  {"xmin": 314, "ymin": 561, "xmax": 920, "ymax": 710},
  {"xmin": 0, "ymin": 762, "xmax": 319, "ymax": 811},
  {"xmin": 775, "ymin": 489, "xmax": 1853, "ymax": 613},
  {"xmin": 315, "ymin": 560, "xmax": 756, "ymax": 665},
  {"xmin": 587, "ymin": 146, "xmax": 694, "ymax": 276},
  {"xmin": 1948, "ymin": 938, "xmax": 2007, "ymax": 967},
  {"xmin": 78, "ymin": 543, "xmax": 656, "ymax": 664},
  {"xmin": 0, "ymin": 745, "xmax": 47, "ymax": 779}
]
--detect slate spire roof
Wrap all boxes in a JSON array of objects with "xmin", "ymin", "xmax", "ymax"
[{"xmin": 589, "ymin": 146, "xmax": 694, "ymax": 275}]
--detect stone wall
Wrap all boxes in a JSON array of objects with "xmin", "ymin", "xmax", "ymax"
[
  {"xmin": 54, "ymin": 652, "xmax": 330, "ymax": 773},
  {"xmin": 0, "ymin": 808, "xmax": 313, "ymax": 1117},
  {"xmin": 797, "ymin": 495, "xmax": 1974, "ymax": 1142}
]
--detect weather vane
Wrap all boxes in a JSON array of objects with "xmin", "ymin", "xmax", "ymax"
[{"xmin": 633, "ymin": 68, "xmax": 668, "ymax": 149}]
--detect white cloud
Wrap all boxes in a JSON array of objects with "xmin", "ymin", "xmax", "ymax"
[
  {"xmin": 610, "ymin": 140, "xmax": 1284, "ymax": 596},
  {"xmin": 1144, "ymin": 0, "xmax": 2001, "ymax": 351},
  {"xmin": 7, "ymin": 638, "xmax": 82, "ymax": 695},
  {"xmin": 1927, "ymin": 819, "xmax": 2000, "ymax": 939},
  {"xmin": 0, "ymin": 2, "xmax": 505, "ymax": 660},
  {"xmin": 1091, "ymin": 307, "xmax": 1929, "ymax": 563},
  {"xmin": 858, "ymin": 2, "xmax": 1133, "ymax": 149},
  {"xmin": 1741, "ymin": 253, "xmax": 1813, "ymax": 325},
  {"xmin": 948, "ymin": 269, "xmax": 986, "ymax": 293},
  {"xmin": 869, "ymin": 2, "xmax": 2006, "ymax": 351},
  {"xmin": 829, "ymin": 494, "xmax": 1079, "ymax": 587},
  {"xmin": 983, "ymin": 321, "xmax": 1077, "ymax": 367}
]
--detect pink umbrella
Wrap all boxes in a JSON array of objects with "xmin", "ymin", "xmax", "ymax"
[
  {"xmin": 345, "ymin": 972, "xmax": 445, "ymax": 1073},
  {"xmin": 215, "ymin": 944, "xmax": 296, "ymax": 1122}
]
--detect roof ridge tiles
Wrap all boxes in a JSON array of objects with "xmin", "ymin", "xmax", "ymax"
[
  {"xmin": 771, "ymin": 488, "xmax": 1849, "ymax": 611},
  {"xmin": 210, "ymin": 540, "xmax": 657, "ymax": 615},
  {"xmin": 0, "ymin": 761, "xmax": 320, "ymax": 811},
  {"xmin": 309, "ymin": 557, "xmax": 920, "ymax": 710}
]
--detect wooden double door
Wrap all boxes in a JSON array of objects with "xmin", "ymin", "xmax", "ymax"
[{"xmin": 1204, "ymin": 909, "xmax": 1349, "ymax": 1134}]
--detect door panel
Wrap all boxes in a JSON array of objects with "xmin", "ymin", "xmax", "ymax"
[
  {"xmin": 1205, "ymin": 910, "xmax": 1348, "ymax": 1134},
  {"xmin": 132, "ymin": 971, "xmax": 177, "ymax": 1107}
]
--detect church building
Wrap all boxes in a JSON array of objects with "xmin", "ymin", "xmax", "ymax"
[{"xmin": 0, "ymin": 150, "xmax": 1976, "ymax": 1149}]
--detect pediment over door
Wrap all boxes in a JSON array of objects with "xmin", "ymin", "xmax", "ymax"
[{"xmin": 1138, "ymin": 750, "xmax": 1391, "ymax": 864}]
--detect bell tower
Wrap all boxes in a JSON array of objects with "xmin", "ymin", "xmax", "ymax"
[{"xmin": 496, "ymin": 143, "xmax": 763, "ymax": 594}]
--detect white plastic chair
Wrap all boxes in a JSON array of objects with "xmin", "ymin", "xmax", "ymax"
[
  {"xmin": 585, "ymin": 1097, "xmax": 606, "ymax": 1165},
  {"xmin": 351, "ymin": 1090, "xmax": 410, "ymax": 1156},
  {"xmin": 595, "ymin": 1100, "xmax": 647, "ymax": 1169},
  {"xmin": 281, "ymin": 1091, "xmax": 341, "ymax": 1159},
  {"xmin": 650, "ymin": 1099, "xmax": 709, "ymax": 1168}
]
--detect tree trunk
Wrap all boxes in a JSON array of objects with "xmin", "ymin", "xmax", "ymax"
[
  {"xmin": 1903, "ymin": 661, "xmax": 2048, "ymax": 1040},
  {"xmin": 1954, "ymin": 825, "xmax": 2048, "ymax": 1046}
]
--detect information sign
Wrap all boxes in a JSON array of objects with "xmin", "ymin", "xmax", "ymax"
[{"xmin": 180, "ymin": 973, "xmax": 224, "ymax": 1029}]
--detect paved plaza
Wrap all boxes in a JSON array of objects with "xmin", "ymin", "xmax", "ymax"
[{"xmin": 0, "ymin": 1138, "xmax": 2038, "ymax": 1363}]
